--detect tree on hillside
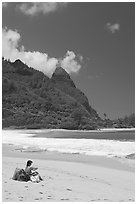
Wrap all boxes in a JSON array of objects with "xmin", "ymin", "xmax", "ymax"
[
  {"xmin": 71, "ymin": 108, "xmax": 87, "ymax": 127},
  {"xmin": 103, "ymin": 113, "xmax": 107, "ymax": 120},
  {"xmin": 114, "ymin": 113, "xmax": 135, "ymax": 128}
]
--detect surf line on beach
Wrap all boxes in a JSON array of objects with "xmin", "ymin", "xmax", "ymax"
[{"xmin": 2, "ymin": 129, "xmax": 135, "ymax": 158}]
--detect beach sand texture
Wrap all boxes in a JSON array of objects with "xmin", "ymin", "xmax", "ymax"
[
  {"xmin": 2, "ymin": 129, "xmax": 135, "ymax": 202},
  {"xmin": 3, "ymin": 148, "xmax": 135, "ymax": 202}
]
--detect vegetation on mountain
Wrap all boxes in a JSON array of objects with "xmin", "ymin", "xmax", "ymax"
[
  {"xmin": 2, "ymin": 58, "xmax": 100, "ymax": 129},
  {"xmin": 51, "ymin": 67, "xmax": 97, "ymax": 115},
  {"xmin": 2, "ymin": 58, "xmax": 134, "ymax": 129},
  {"xmin": 112, "ymin": 113, "xmax": 135, "ymax": 128}
]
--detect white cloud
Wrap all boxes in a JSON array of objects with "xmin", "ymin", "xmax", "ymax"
[
  {"xmin": 2, "ymin": 28, "xmax": 82, "ymax": 77},
  {"xmin": 60, "ymin": 51, "xmax": 82, "ymax": 74},
  {"xmin": 2, "ymin": 2, "xmax": 8, "ymax": 8},
  {"xmin": 18, "ymin": 2, "xmax": 68, "ymax": 16},
  {"xmin": 106, "ymin": 23, "xmax": 120, "ymax": 34}
]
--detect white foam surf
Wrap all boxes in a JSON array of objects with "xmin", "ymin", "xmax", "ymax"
[{"xmin": 2, "ymin": 130, "xmax": 135, "ymax": 157}]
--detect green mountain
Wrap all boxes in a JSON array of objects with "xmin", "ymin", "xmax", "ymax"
[{"xmin": 2, "ymin": 58, "xmax": 100, "ymax": 129}]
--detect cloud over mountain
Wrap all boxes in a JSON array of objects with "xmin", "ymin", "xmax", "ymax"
[
  {"xmin": 60, "ymin": 51, "xmax": 82, "ymax": 74},
  {"xmin": 2, "ymin": 28, "xmax": 83, "ymax": 77},
  {"xmin": 17, "ymin": 2, "xmax": 68, "ymax": 16}
]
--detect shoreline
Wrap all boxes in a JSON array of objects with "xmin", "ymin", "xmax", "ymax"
[
  {"xmin": 3, "ymin": 144, "xmax": 135, "ymax": 172},
  {"xmin": 3, "ymin": 127, "xmax": 135, "ymax": 133},
  {"xmin": 2, "ymin": 129, "xmax": 135, "ymax": 201},
  {"xmin": 2, "ymin": 129, "xmax": 135, "ymax": 165},
  {"xmin": 2, "ymin": 144, "xmax": 135, "ymax": 202},
  {"xmin": 2, "ymin": 128, "xmax": 135, "ymax": 141}
]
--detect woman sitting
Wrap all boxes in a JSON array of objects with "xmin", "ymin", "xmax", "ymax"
[
  {"xmin": 12, "ymin": 160, "xmax": 43, "ymax": 183},
  {"xmin": 25, "ymin": 160, "xmax": 43, "ymax": 183}
]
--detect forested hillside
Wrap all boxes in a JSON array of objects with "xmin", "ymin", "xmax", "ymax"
[{"xmin": 2, "ymin": 58, "xmax": 101, "ymax": 129}]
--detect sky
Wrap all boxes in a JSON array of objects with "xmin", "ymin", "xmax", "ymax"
[{"xmin": 2, "ymin": 2, "xmax": 135, "ymax": 119}]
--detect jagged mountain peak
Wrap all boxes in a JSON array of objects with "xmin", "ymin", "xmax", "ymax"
[
  {"xmin": 51, "ymin": 66, "xmax": 98, "ymax": 117},
  {"xmin": 53, "ymin": 67, "xmax": 69, "ymax": 75},
  {"xmin": 13, "ymin": 59, "xmax": 25, "ymax": 67},
  {"xmin": 51, "ymin": 66, "xmax": 76, "ymax": 88}
]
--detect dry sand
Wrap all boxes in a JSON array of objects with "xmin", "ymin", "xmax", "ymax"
[{"xmin": 2, "ymin": 144, "xmax": 135, "ymax": 202}]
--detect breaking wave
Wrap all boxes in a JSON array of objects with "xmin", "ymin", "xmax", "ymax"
[{"xmin": 2, "ymin": 129, "xmax": 135, "ymax": 158}]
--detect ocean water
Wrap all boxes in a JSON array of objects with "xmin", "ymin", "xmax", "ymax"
[{"xmin": 2, "ymin": 129, "xmax": 135, "ymax": 158}]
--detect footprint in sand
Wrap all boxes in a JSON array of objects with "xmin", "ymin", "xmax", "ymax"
[
  {"xmin": 18, "ymin": 196, "xmax": 24, "ymax": 199},
  {"xmin": 47, "ymin": 196, "xmax": 52, "ymax": 199},
  {"xmin": 34, "ymin": 198, "xmax": 40, "ymax": 200},
  {"xmin": 128, "ymin": 199, "xmax": 134, "ymax": 201},
  {"xmin": 60, "ymin": 198, "xmax": 69, "ymax": 201},
  {"xmin": 67, "ymin": 188, "xmax": 72, "ymax": 191}
]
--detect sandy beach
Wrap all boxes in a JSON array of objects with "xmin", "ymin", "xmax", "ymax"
[
  {"xmin": 2, "ymin": 142, "xmax": 135, "ymax": 202},
  {"xmin": 2, "ymin": 1, "xmax": 135, "ymax": 202}
]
